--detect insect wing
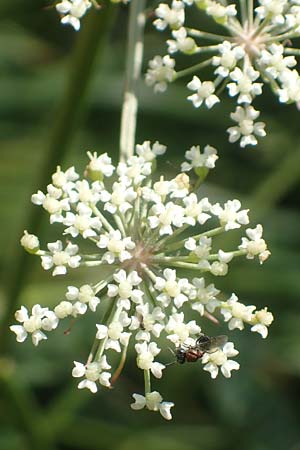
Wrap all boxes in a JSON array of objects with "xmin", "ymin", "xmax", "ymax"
[{"xmin": 196, "ymin": 335, "xmax": 228, "ymax": 352}]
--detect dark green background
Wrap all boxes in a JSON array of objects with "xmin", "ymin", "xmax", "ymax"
[{"xmin": 1, "ymin": 1, "xmax": 300, "ymax": 449}]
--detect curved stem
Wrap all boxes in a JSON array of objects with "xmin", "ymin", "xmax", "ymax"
[
  {"xmin": 110, "ymin": 338, "xmax": 130, "ymax": 386},
  {"xmin": 119, "ymin": 0, "xmax": 146, "ymax": 162}
]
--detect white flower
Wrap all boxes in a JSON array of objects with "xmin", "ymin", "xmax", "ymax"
[
  {"xmin": 202, "ymin": 342, "xmax": 240, "ymax": 378},
  {"xmin": 135, "ymin": 341, "xmax": 165, "ymax": 378},
  {"xmin": 185, "ymin": 235, "xmax": 212, "ymax": 261},
  {"xmin": 165, "ymin": 312, "xmax": 201, "ymax": 344},
  {"xmin": 211, "ymin": 199, "xmax": 249, "ymax": 231},
  {"xmin": 212, "ymin": 41, "xmax": 245, "ymax": 78},
  {"xmin": 227, "ymin": 106, "xmax": 266, "ymax": 147},
  {"xmin": 145, "ymin": 55, "xmax": 176, "ymax": 93},
  {"xmin": 107, "ymin": 270, "xmax": 143, "ymax": 304},
  {"xmin": 255, "ymin": 0, "xmax": 287, "ymax": 25},
  {"xmin": 20, "ymin": 230, "xmax": 40, "ymax": 253},
  {"xmin": 221, "ymin": 293, "xmax": 256, "ymax": 331},
  {"xmin": 258, "ymin": 44, "xmax": 296, "ymax": 80},
  {"xmin": 182, "ymin": 194, "xmax": 211, "ymax": 226},
  {"xmin": 278, "ymin": 69, "xmax": 300, "ymax": 103},
  {"xmin": 187, "ymin": 77, "xmax": 220, "ymax": 109},
  {"xmin": 205, "ymin": 0, "xmax": 237, "ymax": 23},
  {"xmin": 239, "ymin": 224, "xmax": 271, "ymax": 263},
  {"xmin": 31, "ymin": 185, "xmax": 70, "ymax": 224},
  {"xmin": 154, "ymin": 269, "xmax": 190, "ymax": 308},
  {"xmin": 10, "ymin": 304, "xmax": 58, "ymax": 346},
  {"xmin": 51, "ymin": 165, "xmax": 79, "ymax": 190},
  {"xmin": 96, "ymin": 309, "xmax": 131, "ymax": 352},
  {"xmin": 41, "ymin": 240, "xmax": 81, "ymax": 276},
  {"xmin": 148, "ymin": 202, "xmax": 186, "ymax": 235},
  {"xmin": 54, "ymin": 301, "xmax": 74, "ymax": 319},
  {"xmin": 104, "ymin": 181, "xmax": 137, "ymax": 214},
  {"xmin": 74, "ymin": 179, "xmax": 106, "ymax": 205},
  {"xmin": 86, "ymin": 151, "xmax": 114, "ymax": 181},
  {"xmin": 181, "ymin": 144, "xmax": 218, "ymax": 171},
  {"xmin": 65, "ymin": 284, "xmax": 100, "ymax": 312},
  {"xmin": 72, "ymin": 357, "xmax": 111, "ymax": 392},
  {"xmin": 135, "ymin": 140, "xmax": 167, "ymax": 162},
  {"xmin": 131, "ymin": 391, "xmax": 174, "ymax": 420},
  {"xmin": 63, "ymin": 203, "xmax": 102, "ymax": 238},
  {"xmin": 56, "ymin": 0, "xmax": 92, "ymax": 31},
  {"xmin": 190, "ymin": 277, "xmax": 220, "ymax": 314},
  {"xmin": 167, "ymin": 27, "xmax": 197, "ymax": 54},
  {"xmin": 227, "ymin": 67, "xmax": 263, "ymax": 104},
  {"xmin": 154, "ymin": 0, "xmax": 185, "ymax": 31},
  {"xmin": 251, "ymin": 308, "xmax": 274, "ymax": 338},
  {"xmin": 133, "ymin": 304, "xmax": 165, "ymax": 340},
  {"xmin": 97, "ymin": 230, "xmax": 135, "ymax": 264}
]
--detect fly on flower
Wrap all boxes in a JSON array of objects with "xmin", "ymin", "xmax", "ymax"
[{"xmin": 173, "ymin": 334, "xmax": 228, "ymax": 365}]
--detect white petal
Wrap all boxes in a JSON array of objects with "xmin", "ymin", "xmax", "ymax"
[
  {"xmin": 72, "ymin": 361, "xmax": 86, "ymax": 378},
  {"xmin": 10, "ymin": 325, "xmax": 27, "ymax": 343},
  {"xmin": 96, "ymin": 324, "xmax": 108, "ymax": 339},
  {"xmin": 78, "ymin": 379, "xmax": 97, "ymax": 393},
  {"xmin": 151, "ymin": 362, "xmax": 165, "ymax": 379},
  {"xmin": 131, "ymin": 394, "xmax": 146, "ymax": 410},
  {"xmin": 159, "ymin": 402, "xmax": 174, "ymax": 420}
]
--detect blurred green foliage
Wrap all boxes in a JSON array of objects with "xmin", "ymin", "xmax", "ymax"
[{"xmin": 1, "ymin": 1, "xmax": 300, "ymax": 450}]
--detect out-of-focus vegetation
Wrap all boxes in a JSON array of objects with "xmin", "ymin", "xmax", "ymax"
[{"xmin": 1, "ymin": 1, "xmax": 300, "ymax": 449}]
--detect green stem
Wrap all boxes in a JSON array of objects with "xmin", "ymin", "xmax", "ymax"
[
  {"xmin": 175, "ymin": 58, "xmax": 214, "ymax": 80},
  {"xmin": 284, "ymin": 48, "xmax": 300, "ymax": 56},
  {"xmin": 251, "ymin": 17, "xmax": 272, "ymax": 39},
  {"xmin": 265, "ymin": 30, "xmax": 300, "ymax": 42},
  {"xmin": 0, "ymin": 4, "xmax": 116, "ymax": 353},
  {"xmin": 90, "ymin": 204, "xmax": 115, "ymax": 232},
  {"xmin": 207, "ymin": 249, "xmax": 246, "ymax": 260},
  {"xmin": 142, "ymin": 279, "xmax": 157, "ymax": 308},
  {"xmin": 239, "ymin": 0, "xmax": 247, "ymax": 25},
  {"xmin": 248, "ymin": 0, "xmax": 253, "ymax": 28},
  {"xmin": 119, "ymin": 0, "xmax": 146, "ymax": 162},
  {"xmin": 186, "ymin": 27, "xmax": 230, "ymax": 42},
  {"xmin": 165, "ymin": 226, "xmax": 225, "ymax": 253},
  {"xmin": 157, "ymin": 261, "xmax": 208, "ymax": 270},
  {"xmin": 144, "ymin": 369, "xmax": 151, "ymax": 395},
  {"xmin": 110, "ymin": 338, "xmax": 130, "ymax": 386},
  {"xmin": 195, "ymin": 44, "xmax": 220, "ymax": 53},
  {"xmin": 95, "ymin": 301, "xmax": 119, "ymax": 361},
  {"xmin": 156, "ymin": 224, "xmax": 190, "ymax": 250}
]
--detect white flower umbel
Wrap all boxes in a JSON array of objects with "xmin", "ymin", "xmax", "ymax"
[
  {"xmin": 11, "ymin": 143, "xmax": 273, "ymax": 419},
  {"xmin": 150, "ymin": 0, "xmax": 300, "ymax": 146}
]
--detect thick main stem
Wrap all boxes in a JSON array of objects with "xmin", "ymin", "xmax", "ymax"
[{"xmin": 119, "ymin": 0, "xmax": 146, "ymax": 162}]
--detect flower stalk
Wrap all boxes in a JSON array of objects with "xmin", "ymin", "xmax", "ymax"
[{"xmin": 119, "ymin": 0, "xmax": 147, "ymax": 162}]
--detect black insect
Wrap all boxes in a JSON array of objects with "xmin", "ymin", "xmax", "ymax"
[{"xmin": 174, "ymin": 334, "xmax": 228, "ymax": 365}]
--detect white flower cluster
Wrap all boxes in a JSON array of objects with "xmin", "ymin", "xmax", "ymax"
[
  {"xmin": 11, "ymin": 142, "xmax": 273, "ymax": 419},
  {"xmin": 148, "ymin": 0, "xmax": 300, "ymax": 147}
]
